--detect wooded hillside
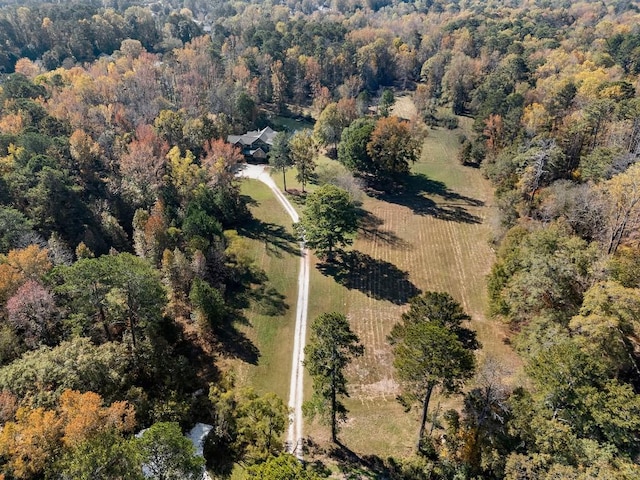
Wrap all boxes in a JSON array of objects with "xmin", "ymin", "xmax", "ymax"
[{"xmin": 0, "ymin": 0, "xmax": 639, "ymax": 478}]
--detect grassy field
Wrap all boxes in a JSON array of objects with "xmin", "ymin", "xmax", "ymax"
[
  {"xmin": 229, "ymin": 179, "xmax": 300, "ymax": 400},
  {"xmin": 236, "ymin": 100, "xmax": 519, "ymax": 464},
  {"xmin": 304, "ymin": 107, "xmax": 520, "ymax": 458}
]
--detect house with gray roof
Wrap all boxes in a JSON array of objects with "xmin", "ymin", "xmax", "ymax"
[{"xmin": 227, "ymin": 126, "xmax": 277, "ymax": 161}]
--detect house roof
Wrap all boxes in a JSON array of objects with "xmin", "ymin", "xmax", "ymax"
[{"xmin": 227, "ymin": 126, "xmax": 277, "ymax": 147}]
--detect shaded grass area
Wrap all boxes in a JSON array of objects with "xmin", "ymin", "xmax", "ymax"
[
  {"xmin": 229, "ymin": 179, "xmax": 300, "ymax": 400},
  {"xmin": 317, "ymin": 251, "xmax": 421, "ymax": 305},
  {"xmin": 270, "ymin": 114, "xmax": 314, "ymax": 132},
  {"xmin": 376, "ymin": 172, "xmax": 485, "ymax": 224}
]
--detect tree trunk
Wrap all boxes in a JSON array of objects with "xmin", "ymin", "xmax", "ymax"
[
  {"xmin": 98, "ymin": 304, "xmax": 112, "ymax": 342},
  {"xmin": 128, "ymin": 315, "xmax": 137, "ymax": 350},
  {"xmin": 417, "ymin": 384, "xmax": 434, "ymax": 451},
  {"xmin": 331, "ymin": 369, "xmax": 338, "ymax": 443},
  {"xmin": 282, "ymin": 167, "xmax": 287, "ymax": 192}
]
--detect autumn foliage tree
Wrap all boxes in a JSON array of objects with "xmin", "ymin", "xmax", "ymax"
[
  {"xmin": 6, "ymin": 280, "xmax": 58, "ymax": 349},
  {"xmin": 119, "ymin": 124, "xmax": 169, "ymax": 208},
  {"xmin": 0, "ymin": 245, "xmax": 52, "ymax": 305},
  {"xmin": 201, "ymin": 138, "xmax": 244, "ymax": 187},
  {"xmin": 366, "ymin": 116, "xmax": 421, "ymax": 184},
  {"xmin": 0, "ymin": 390, "xmax": 136, "ymax": 480}
]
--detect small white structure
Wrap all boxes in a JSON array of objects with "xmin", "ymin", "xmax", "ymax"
[
  {"xmin": 137, "ymin": 423, "xmax": 214, "ymax": 480},
  {"xmin": 188, "ymin": 423, "xmax": 214, "ymax": 458}
]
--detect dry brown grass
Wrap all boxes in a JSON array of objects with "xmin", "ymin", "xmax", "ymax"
[{"xmin": 305, "ymin": 112, "xmax": 520, "ymax": 458}]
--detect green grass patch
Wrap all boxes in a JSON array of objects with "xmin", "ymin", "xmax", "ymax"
[
  {"xmin": 235, "ymin": 114, "xmax": 518, "ymax": 461},
  {"xmin": 231, "ymin": 179, "xmax": 300, "ymax": 400},
  {"xmin": 270, "ymin": 114, "xmax": 315, "ymax": 132}
]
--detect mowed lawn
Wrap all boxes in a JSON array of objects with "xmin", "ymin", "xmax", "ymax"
[
  {"xmin": 306, "ymin": 113, "xmax": 520, "ymax": 456},
  {"xmin": 229, "ymin": 179, "xmax": 300, "ymax": 401},
  {"xmin": 236, "ymin": 104, "xmax": 520, "ymax": 460}
]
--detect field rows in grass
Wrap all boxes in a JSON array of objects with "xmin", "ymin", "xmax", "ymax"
[
  {"xmin": 343, "ymin": 118, "xmax": 518, "ymax": 395},
  {"xmin": 236, "ymin": 108, "xmax": 520, "ymax": 459},
  {"xmin": 318, "ymin": 117, "xmax": 519, "ymax": 457}
]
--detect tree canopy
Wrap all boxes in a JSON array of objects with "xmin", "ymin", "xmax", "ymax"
[
  {"xmin": 389, "ymin": 292, "xmax": 477, "ymax": 452},
  {"xmin": 366, "ymin": 116, "xmax": 421, "ymax": 183},
  {"xmin": 304, "ymin": 312, "xmax": 363, "ymax": 443},
  {"xmin": 297, "ymin": 184, "xmax": 359, "ymax": 260}
]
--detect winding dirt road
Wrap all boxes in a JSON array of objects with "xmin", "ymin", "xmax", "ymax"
[{"xmin": 237, "ymin": 164, "xmax": 309, "ymax": 458}]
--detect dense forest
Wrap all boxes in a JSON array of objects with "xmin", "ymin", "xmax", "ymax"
[{"xmin": 0, "ymin": 0, "xmax": 639, "ymax": 478}]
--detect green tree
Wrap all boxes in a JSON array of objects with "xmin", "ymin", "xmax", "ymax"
[
  {"xmin": 268, "ymin": 131, "xmax": 293, "ymax": 192},
  {"xmin": 314, "ymin": 103, "xmax": 342, "ymax": 153},
  {"xmin": 297, "ymin": 184, "xmax": 359, "ymax": 261},
  {"xmin": 510, "ymin": 341, "xmax": 640, "ymax": 468},
  {"xmin": 390, "ymin": 292, "xmax": 479, "ymax": 351},
  {"xmin": 487, "ymin": 224, "xmax": 598, "ymax": 325},
  {"xmin": 378, "ymin": 88, "xmax": 395, "ymax": 117},
  {"xmin": 136, "ymin": 422, "xmax": 204, "ymax": 480},
  {"xmin": 313, "ymin": 102, "xmax": 355, "ymax": 155},
  {"xmin": 235, "ymin": 91, "xmax": 257, "ymax": 128},
  {"xmin": 569, "ymin": 280, "xmax": 640, "ymax": 381},
  {"xmin": 235, "ymin": 389, "xmax": 288, "ymax": 463},
  {"xmin": 337, "ymin": 118, "xmax": 376, "ymax": 175},
  {"xmin": 304, "ymin": 312, "xmax": 363, "ymax": 443},
  {"xmin": 366, "ymin": 116, "xmax": 421, "ymax": 182},
  {"xmin": 246, "ymin": 453, "xmax": 325, "ymax": 479},
  {"xmin": 56, "ymin": 430, "xmax": 142, "ymax": 480},
  {"xmin": 189, "ymin": 278, "xmax": 226, "ymax": 332},
  {"xmin": 0, "ymin": 338, "xmax": 131, "ymax": 408},
  {"xmin": 154, "ymin": 110, "xmax": 186, "ymax": 147},
  {"xmin": 389, "ymin": 292, "xmax": 477, "ymax": 452},
  {"xmin": 289, "ymin": 129, "xmax": 317, "ymax": 193},
  {"xmin": 55, "ymin": 253, "xmax": 167, "ymax": 349},
  {"xmin": 206, "ymin": 382, "xmax": 288, "ymax": 471},
  {"xmin": 0, "ymin": 207, "xmax": 34, "ymax": 254}
]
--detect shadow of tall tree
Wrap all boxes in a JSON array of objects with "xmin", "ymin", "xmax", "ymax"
[
  {"xmin": 358, "ymin": 209, "xmax": 409, "ymax": 249},
  {"xmin": 249, "ymin": 284, "xmax": 289, "ymax": 316},
  {"xmin": 238, "ymin": 217, "xmax": 300, "ymax": 258},
  {"xmin": 325, "ymin": 441, "xmax": 430, "ymax": 479},
  {"xmin": 377, "ymin": 173, "xmax": 484, "ymax": 224},
  {"xmin": 318, "ymin": 250, "xmax": 421, "ymax": 305},
  {"xmin": 213, "ymin": 316, "xmax": 261, "ymax": 365}
]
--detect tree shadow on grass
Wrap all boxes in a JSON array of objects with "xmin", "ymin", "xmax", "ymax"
[
  {"xmin": 327, "ymin": 441, "xmax": 406, "ymax": 479},
  {"xmin": 238, "ymin": 217, "xmax": 300, "ymax": 258},
  {"xmin": 249, "ymin": 284, "xmax": 289, "ymax": 316},
  {"xmin": 318, "ymin": 250, "xmax": 421, "ymax": 305},
  {"xmin": 215, "ymin": 319, "xmax": 260, "ymax": 365},
  {"xmin": 377, "ymin": 173, "xmax": 484, "ymax": 224},
  {"xmin": 358, "ymin": 209, "xmax": 409, "ymax": 249}
]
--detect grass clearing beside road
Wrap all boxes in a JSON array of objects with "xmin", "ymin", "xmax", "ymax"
[
  {"xmin": 308, "ymin": 116, "xmax": 519, "ymax": 458},
  {"xmin": 230, "ymin": 179, "xmax": 300, "ymax": 400},
  {"xmin": 236, "ymin": 112, "xmax": 519, "ymax": 461}
]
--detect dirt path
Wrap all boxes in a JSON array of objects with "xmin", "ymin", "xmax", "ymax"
[{"xmin": 236, "ymin": 164, "xmax": 308, "ymax": 458}]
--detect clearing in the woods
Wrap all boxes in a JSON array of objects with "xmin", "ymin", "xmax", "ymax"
[{"xmin": 235, "ymin": 97, "xmax": 519, "ymax": 459}]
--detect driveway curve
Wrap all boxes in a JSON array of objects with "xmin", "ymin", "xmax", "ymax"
[{"xmin": 237, "ymin": 164, "xmax": 309, "ymax": 458}]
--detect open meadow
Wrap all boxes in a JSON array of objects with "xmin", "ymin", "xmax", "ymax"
[
  {"xmin": 331, "ymin": 105, "xmax": 521, "ymax": 459},
  {"xmin": 236, "ymin": 99, "xmax": 520, "ymax": 464}
]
